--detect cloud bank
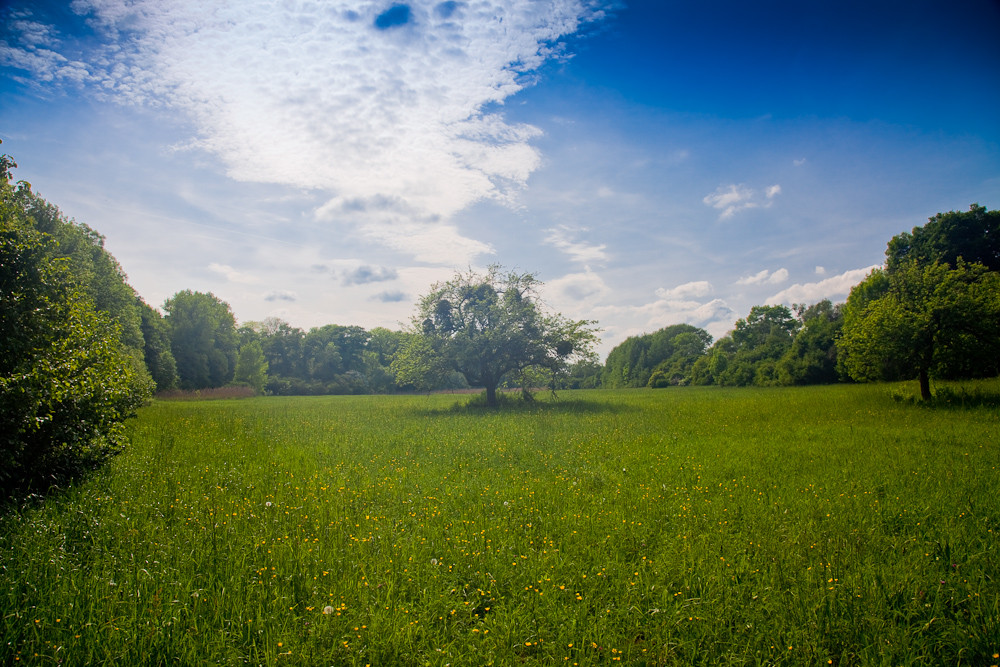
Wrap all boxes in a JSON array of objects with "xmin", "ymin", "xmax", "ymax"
[
  {"xmin": 766, "ymin": 266, "xmax": 880, "ymax": 305},
  {"xmin": 3, "ymin": 0, "xmax": 612, "ymax": 264}
]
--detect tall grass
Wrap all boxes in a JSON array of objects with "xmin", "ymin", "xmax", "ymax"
[{"xmin": 2, "ymin": 383, "xmax": 997, "ymax": 665}]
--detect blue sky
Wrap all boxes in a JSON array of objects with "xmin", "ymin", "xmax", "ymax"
[{"xmin": 2, "ymin": 0, "xmax": 998, "ymax": 357}]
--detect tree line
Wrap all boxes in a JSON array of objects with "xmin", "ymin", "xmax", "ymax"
[{"xmin": 593, "ymin": 204, "xmax": 1000, "ymax": 395}]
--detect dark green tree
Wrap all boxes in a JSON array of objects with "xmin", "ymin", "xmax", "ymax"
[
  {"xmin": 163, "ymin": 290, "xmax": 238, "ymax": 389},
  {"xmin": 775, "ymin": 300, "xmax": 844, "ymax": 385},
  {"xmin": 692, "ymin": 305, "xmax": 798, "ymax": 386},
  {"xmin": 400, "ymin": 266, "xmax": 599, "ymax": 407},
  {"xmin": 886, "ymin": 204, "xmax": 999, "ymax": 273}
]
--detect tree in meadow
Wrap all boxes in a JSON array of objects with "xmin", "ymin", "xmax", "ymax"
[
  {"xmin": 398, "ymin": 266, "xmax": 599, "ymax": 406},
  {"xmin": 839, "ymin": 204, "xmax": 1000, "ymax": 399}
]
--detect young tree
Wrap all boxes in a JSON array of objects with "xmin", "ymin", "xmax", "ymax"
[
  {"xmin": 839, "ymin": 261, "xmax": 1000, "ymax": 400},
  {"xmin": 400, "ymin": 266, "xmax": 599, "ymax": 407}
]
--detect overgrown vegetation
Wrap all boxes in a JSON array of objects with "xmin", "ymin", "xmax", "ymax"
[{"xmin": 1, "ymin": 384, "xmax": 997, "ymax": 665}]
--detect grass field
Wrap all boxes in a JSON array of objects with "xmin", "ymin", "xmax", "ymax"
[{"xmin": 2, "ymin": 383, "xmax": 998, "ymax": 665}]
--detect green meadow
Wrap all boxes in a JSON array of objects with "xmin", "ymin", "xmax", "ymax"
[{"xmin": 2, "ymin": 384, "xmax": 998, "ymax": 666}]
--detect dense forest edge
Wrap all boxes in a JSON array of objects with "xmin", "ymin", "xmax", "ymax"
[{"xmin": 3, "ymin": 144, "xmax": 999, "ymax": 492}]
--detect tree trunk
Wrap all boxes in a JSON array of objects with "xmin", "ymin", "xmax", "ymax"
[
  {"xmin": 918, "ymin": 368, "xmax": 931, "ymax": 401},
  {"xmin": 485, "ymin": 383, "xmax": 498, "ymax": 407}
]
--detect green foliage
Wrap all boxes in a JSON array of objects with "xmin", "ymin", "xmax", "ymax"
[
  {"xmin": 163, "ymin": 290, "xmax": 239, "ymax": 390},
  {"xmin": 401, "ymin": 266, "xmax": 599, "ymax": 406},
  {"xmin": 886, "ymin": 203, "xmax": 1000, "ymax": 273},
  {"xmin": 2, "ymin": 385, "xmax": 997, "ymax": 665},
  {"xmin": 602, "ymin": 324, "xmax": 711, "ymax": 388},
  {"xmin": 693, "ymin": 305, "xmax": 800, "ymax": 386},
  {"xmin": 775, "ymin": 300, "xmax": 844, "ymax": 385},
  {"xmin": 138, "ymin": 300, "xmax": 178, "ymax": 391},
  {"xmin": 389, "ymin": 332, "xmax": 452, "ymax": 393},
  {"xmin": 233, "ymin": 341, "xmax": 269, "ymax": 394},
  {"xmin": 1, "ymin": 166, "xmax": 151, "ymax": 493},
  {"xmin": 841, "ymin": 204, "xmax": 1000, "ymax": 400},
  {"xmin": 839, "ymin": 261, "xmax": 1000, "ymax": 399}
]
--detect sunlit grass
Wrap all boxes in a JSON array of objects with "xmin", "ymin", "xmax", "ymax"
[{"xmin": 2, "ymin": 383, "xmax": 998, "ymax": 665}]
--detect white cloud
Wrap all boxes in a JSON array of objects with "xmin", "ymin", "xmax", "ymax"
[
  {"xmin": 209, "ymin": 262, "xmax": 257, "ymax": 284},
  {"xmin": 735, "ymin": 268, "xmax": 788, "ymax": 285},
  {"xmin": 545, "ymin": 266, "xmax": 612, "ymax": 305},
  {"xmin": 544, "ymin": 225, "xmax": 608, "ymax": 263},
  {"xmin": 703, "ymin": 182, "xmax": 781, "ymax": 219},
  {"xmin": 766, "ymin": 265, "xmax": 880, "ymax": 305},
  {"xmin": 6, "ymin": 0, "xmax": 608, "ymax": 265},
  {"xmin": 655, "ymin": 280, "xmax": 713, "ymax": 299},
  {"xmin": 815, "ymin": 265, "xmax": 826, "ymax": 275}
]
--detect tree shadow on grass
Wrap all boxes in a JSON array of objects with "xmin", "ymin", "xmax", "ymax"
[
  {"xmin": 930, "ymin": 385, "xmax": 1000, "ymax": 410},
  {"xmin": 413, "ymin": 391, "xmax": 638, "ymax": 417},
  {"xmin": 892, "ymin": 383, "xmax": 1000, "ymax": 410}
]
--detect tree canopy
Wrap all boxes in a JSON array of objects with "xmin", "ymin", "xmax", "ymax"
[
  {"xmin": 399, "ymin": 266, "xmax": 599, "ymax": 406},
  {"xmin": 839, "ymin": 261, "xmax": 1000, "ymax": 399},
  {"xmin": 602, "ymin": 324, "xmax": 711, "ymax": 388},
  {"xmin": 886, "ymin": 204, "xmax": 999, "ymax": 273},
  {"xmin": 840, "ymin": 204, "xmax": 1000, "ymax": 399}
]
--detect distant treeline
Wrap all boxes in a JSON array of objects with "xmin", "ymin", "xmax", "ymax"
[{"xmin": 586, "ymin": 301, "xmax": 841, "ymax": 390}]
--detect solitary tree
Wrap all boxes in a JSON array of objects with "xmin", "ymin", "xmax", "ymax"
[
  {"xmin": 399, "ymin": 266, "xmax": 599, "ymax": 406},
  {"xmin": 840, "ymin": 204, "xmax": 1000, "ymax": 400},
  {"xmin": 839, "ymin": 261, "xmax": 1000, "ymax": 400}
]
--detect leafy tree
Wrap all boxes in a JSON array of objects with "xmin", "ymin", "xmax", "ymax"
[
  {"xmin": 839, "ymin": 260, "xmax": 1000, "ymax": 400},
  {"xmin": 390, "ymin": 333, "xmax": 453, "ymax": 394},
  {"xmin": 15, "ymin": 183, "xmax": 146, "ymax": 354},
  {"xmin": 2, "ymin": 151, "xmax": 152, "ymax": 492},
  {"xmin": 400, "ymin": 266, "xmax": 599, "ymax": 407},
  {"xmin": 247, "ymin": 317, "xmax": 305, "ymax": 379},
  {"xmin": 556, "ymin": 359, "xmax": 604, "ymax": 389},
  {"xmin": 365, "ymin": 327, "xmax": 408, "ymax": 393},
  {"xmin": 775, "ymin": 300, "xmax": 843, "ymax": 385},
  {"xmin": 163, "ymin": 290, "xmax": 238, "ymax": 389},
  {"xmin": 302, "ymin": 324, "xmax": 371, "ymax": 393},
  {"xmin": 886, "ymin": 204, "xmax": 999, "ymax": 273},
  {"xmin": 692, "ymin": 305, "xmax": 798, "ymax": 386},
  {"xmin": 138, "ymin": 299, "xmax": 178, "ymax": 391},
  {"xmin": 234, "ymin": 340, "xmax": 269, "ymax": 394}
]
